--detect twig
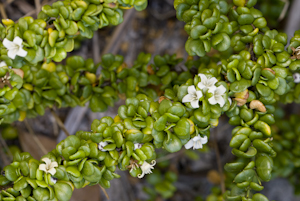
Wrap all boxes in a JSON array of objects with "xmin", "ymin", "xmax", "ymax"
[
  {"xmin": 0, "ymin": 145, "xmax": 10, "ymax": 167},
  {"xmin": 278, "ymin": 0, "xmax": 290, "ymax": 22},
  {"xmin": 218, "ymin": 122, "xmax": 233, "ymax": 133},
  {"xmin": 156, "ymin": 149, "xmax": 184, "ymax": 163},
  {"xmin": 0, "ymin": 3, "xmax": 7, "ymax": 19},
  {"xmin": 97, "ymin": 9, "xmax": 136, "ymax": 71},
  {"xmin": 212, "ymin": 129, "xmax": 226, "ymax": 195},
  {"xmin": 34, "ymin": 0, "xmax": 41, "ymax": 17},
  {"xmin": 24, "ymin": 119, "xmax": 47, "ymax": 155},
  {"xmin": 50, "ymin": 114, "xmax": 59, "ymax": 136},
  {"xmin": 102, "ymin": 9, "xmax": 135, "ymax": 55},
  {"xmin": 50, "ymin": 109, "xmax": 70, "ymax": 137},
  {"xmin": 0, "ymin": 136, "xmax": 11, "ymax": 166},
  {"xmin": 0, "ymin": 135, "xmax": 13, "ymax": 161},
  {"xmin": 284, "ymin": 0, "xmax": 300, "ymax": 42},
  {"xmin": 99, "ymin": 184, "xmax": 110, "ymax": 200},
  {"xmin": 20, "ymin": 0, "xmax": 57, "ymax": 18},
  {"xmin": 92, "ymin": 31, "xmax": 100, "ymax": 63},
  {"xmin": 4, "ymin": 0, "xmax": 15, "ymax": 7}
]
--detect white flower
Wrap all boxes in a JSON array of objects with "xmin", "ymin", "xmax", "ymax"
[
  {"xmin": 293, "ymin": 73, "xmax": 300, "ymax": 83},
  {"xmin": 208, "ymin": 85, "xmax": 226, "ymax": 107},
  {"xmin": 134, "ymin": 143, "xmax": 143, "ymax": 150},
  {"xmin": 197, "ymin": 74, "xmax": 218, "ymax": 92},
  {"xmin": 184, "ymin": 135, "xmax": 208, "ymax": 150},
  {"xmin": 3, "ymin": 36, "xmax": 27, "ymax": 59},
  {"xmin": 98, "ymin": 141, "xmax": 108, "ymax": 152},
  {"xmin": 182, "ymin": 85, "xmax": 203, "ymax": 108},
  {"xmin": 137, "ymin": 160, "xmax": 156, "ymax": 179},
  {"xmin": 39, "ymin": 158, "xmax": 58, "ymax": 175}
]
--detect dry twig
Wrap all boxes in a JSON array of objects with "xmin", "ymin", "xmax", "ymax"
[
  {"xmin": 212, "ymin": 128, "xmax": 226, "ymax": 195},
  {"xmin": 0, "ymin": 136, "xmax": 12, "ymax": 166},
  {"xmin": 278, "ymin": 0, "xmax": 290, "ymax": 21},
  {"xmin": 24, "ymin": 119, "xmax": 48, "ymax": 155},
  {"xmin": 156, "ymin": 149, "xmax": 185, "ymax": 163},
  {"xmin": 34, "ymin": 0, "xmax": 41, "ymax": 17},
  {"xmin": 20, "ymin": 0, "xmax": 57, "ymax": 18},
  {"xmin": 92, "ymin": 31, "xmax": 100, "ymax": 63},
  {"xmin": 99, "ymin": 184, "xmax": 110, "ymax": 200},
  {"xmin": 0, "ymin": 3, "xmax": 7, "ymax": 19},
  {"xmin": 50, "ymin": 109, "xmax": 71, "ymax": 137},
  {"xmin": 0, "ymin": 135, "xmax": 13, "ymax": 161}
]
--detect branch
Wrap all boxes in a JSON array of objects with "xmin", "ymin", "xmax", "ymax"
[
  {"xmin": 212, "ymin": 128, "xmax": 226, "ymax": 195},
  {"xmin": 24, "ymin": 119, "xmax": 48, "ymax": 155},
  {"xmin": 50, "ymin": 109, "xmax": 71, "ymax": 137}
]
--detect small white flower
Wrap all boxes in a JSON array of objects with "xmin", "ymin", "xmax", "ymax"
[
  {"xmin": 293, "ymin": 73, "xmax": 300, "ymax": 83},
  {"xmin": 198, "ymin": 74, "xmax": 218, "ymax": 92},
  {"xmin": 39, "ymin": 158, "xmax": 58, "ymax": 175},
  {"xmin": 184, "ymin": 135, "xmax": 208, "ymax": 150},
  {"xmin": 182, "ymin": 85, "xmax": 203, "ymax": 108},
  {"xmin": 208, "ymin": 85, "xmax": 226, "ymax": 107},
  {"xmin": 98, "ymin": 141, "xmax": 108, "ymax": 152},
  {"xmin": 137, "ymin": 160, "xmax": 156, "ymax": 179},
  {"xmin": 134, "ymin": 143, "xmax": 143, "ymax": 150},
  {"xmin": 3, "ymin": 36, "xmax": 27, "ymax": 59}
]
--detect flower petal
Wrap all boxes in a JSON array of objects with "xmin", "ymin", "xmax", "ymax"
[
  {"xmin": 198, "ymin": 74, "xmax": 207, "ymax": 82},
  {"xmin": 7, "ymin": 50, "xmax": 17, "ymax": 59},
  {"xmin": 13, "ymin": 36, "xmax": 23, "ymax": 46},
  {"xmin": 187, "ymin": 85, "xmax": 196, "ymax": 94},
  {"xmin": 193, "ymin": 141, "xmax": 203, "ymax": 149},
  {"xmin": 48, "ymin": 168, "xmax": 56, "ymax": 176},
  {"xmin": 193, "ymin": 135, "xmax": 202, "ymax": 142},
  {"xmin": 208, "ymin": 85, "xmax": 217, "ymax": 93},
  {"xmin": 184, "ymin": 139, "xmax": 194, "ymax": 149},
  {"xmin": 137, "ymin": 172, "xmax": 145, "ymax": 179},
  {"xmin": 17, "ymin": 48, "xmax": 27, "ymax": 57},
  {"xmin": 196, "ymin": 90, "xmax": 203, "ymax": 99},
  {"xmin": 200, "ymin": 136, "xmax": 208, "ymax": 144},
  {"xmin": 208, "ymin": 77, "xmax": 218, "ymax": 86},
  {"xmin": 190, "ymin": 99, "xmax": 199, "ymax": 108},
  {"xmin": 216, "ymin": 85, "xmax": 226, "ymax": 96},
  {"xmin": 49, "ymin": 161, "xmax": 58, "ymax": 169},
  {"xmin": 216, "ymin": 96, "xmax": 225, "ymax": 107},
  {"xmin": 42, "ymin": 158, "xmax": 52, "ymax": 166},
  {"xmin": 197, "ymin": 82, "xmax": 206, "ymax": 90},
  {"xmin": 208, "ymin": 96, "xmax": 217, "ymax": 105},
  {"xmin": 39, "ymin": 164, "xmax": 47, "ymax": 172},
  {"xmin": 3, "ymin": 38, "xmax": 13, "ymax": 49},
  {"xmin": 182, "ymin": 94, "xmax": 193, "ymax": 103}
]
